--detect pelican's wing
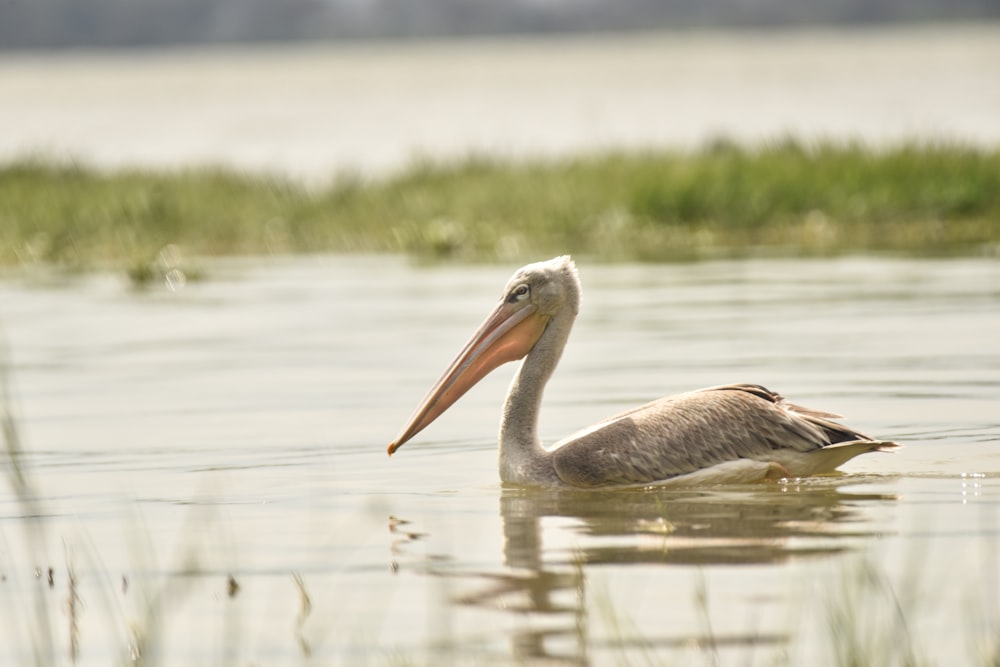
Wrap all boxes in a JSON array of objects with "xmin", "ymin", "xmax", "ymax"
[{"xmin": 550, "ymin": 384, "xmax": 898, "ymax": 487}]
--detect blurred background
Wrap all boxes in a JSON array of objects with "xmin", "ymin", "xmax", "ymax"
[
  {"xmin": 2, "ymin": 0, "xmax": 999, "ymax": 181},
  {"xmin": 3, "ymin": 0, "xmax": 999, "ymax": 47}
]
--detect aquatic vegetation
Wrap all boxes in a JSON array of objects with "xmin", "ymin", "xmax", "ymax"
[{"xmin": 1, "ymin": 141, "xmax": 998, "ymax": 276}]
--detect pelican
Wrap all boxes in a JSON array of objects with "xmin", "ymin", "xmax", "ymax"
[{"xmin": 387, "ymin": 256, "xmax": 899, "ymax": 487}]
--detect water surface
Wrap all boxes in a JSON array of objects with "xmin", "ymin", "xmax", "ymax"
[
  {"xmin": 1, "ymin": 255, "xmax": 998, "ymax": 665},
  {"xmin": 3, "ymin": 26, "xmax": 999, "ymax": 180}
]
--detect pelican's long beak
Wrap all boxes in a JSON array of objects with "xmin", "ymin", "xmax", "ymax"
[{"xmin": 388, "ymin": 298, "xmax": 549, "ymax": 455}]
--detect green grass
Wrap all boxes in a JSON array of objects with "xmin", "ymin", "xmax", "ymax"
[{"xmin": 2, "ymin": 140, "xmax": 999, "ymax": 276}]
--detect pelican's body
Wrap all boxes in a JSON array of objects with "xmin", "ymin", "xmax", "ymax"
[{"xmin": 388, "ymin": 256, "xmax": 899, "ymax": 487}]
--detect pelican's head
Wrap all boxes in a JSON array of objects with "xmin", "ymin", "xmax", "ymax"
[
  {"xmin": 503, "ymin": 255, "xmax": 580, "ymax": 320},
  {"xmin": 387, "ymin": 256, "xmax": 579, "ymax": 455}
]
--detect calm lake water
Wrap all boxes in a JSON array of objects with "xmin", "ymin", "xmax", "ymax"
[
  {"xmin": 1, "ymin": 254, "xmax": 998, "ymax": 665},
  {"xmin": 2, "ymin": 25, "xmax": 999, "ymax": 180}
]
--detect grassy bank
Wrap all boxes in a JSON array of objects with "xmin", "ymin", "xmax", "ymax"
[{"xmin": 2, "ymin": 141, "xmax": 999, "ymax": 274}]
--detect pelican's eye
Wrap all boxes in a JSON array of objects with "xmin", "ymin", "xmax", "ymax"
[{"xmin": 508, "ymin": 284, "xmax": 530, "ymax": 303}]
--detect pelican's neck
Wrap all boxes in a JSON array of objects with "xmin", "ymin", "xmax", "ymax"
[{"xmin": 498, "ymin": 304, "xmax": 576, "ymax": 485}]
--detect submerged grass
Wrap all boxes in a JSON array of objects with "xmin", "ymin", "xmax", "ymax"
[{"xmin": 2, "ymin": 140, "xmax": 999, "ymax": 275}]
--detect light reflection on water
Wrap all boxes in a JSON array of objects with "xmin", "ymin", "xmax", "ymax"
[{"xmin": 1, "ymin": 255, "xmax": 999, "ymax": 665}]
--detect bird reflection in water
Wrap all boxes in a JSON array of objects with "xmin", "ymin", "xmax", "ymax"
[{"xmin": 388, "ymin": 480, "xmax": 897, "ymax": 664}]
